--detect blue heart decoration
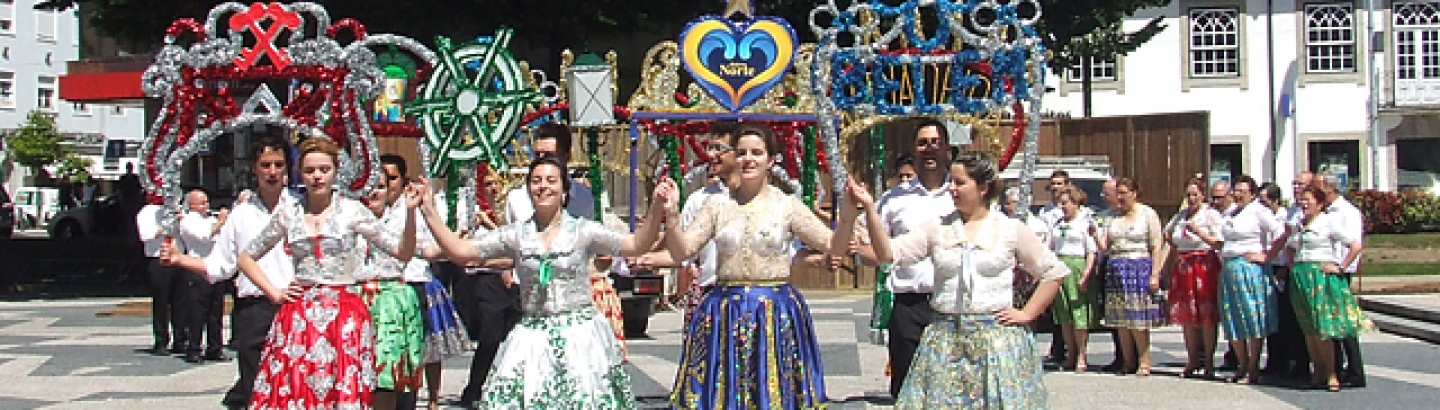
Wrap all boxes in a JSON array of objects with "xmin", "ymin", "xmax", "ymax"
[{"xmin": 680, "ymin": 16, "xmax": 797, "ymax": 112}]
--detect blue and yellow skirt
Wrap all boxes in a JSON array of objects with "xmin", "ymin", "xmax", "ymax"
[
  {"xmin": 670, "ymin": 282, "xmax": 826, "ymax": 409},
  {"xmin": 415, "ymin": 279, "xmax": 468, "ymax": 363},
  {"xmin": 1218, "ymin": 257, "xmax": 1278, "ymax": 340},
  {"xmin": 896, "ymin": 313, "xmax": 1047, "ymax": 409}
]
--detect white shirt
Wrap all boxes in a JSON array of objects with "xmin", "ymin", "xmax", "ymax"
[
  {"xmin": 1040, "ymin": 203, "xmax": 1063, "ymax": 228},
  {"xmin": 375, "ymin": 199, "xmax": 434, "ymax": 283},
  {"xmin": 889, "ymin": 210, "xmax": 1068, "ymax": 314},
  {"xmin": 505, "ymin": 183, "xmax": 596, "ymax": 223},
  {"xmin": 681, "ymin": 182, "xmax": 729, "ymax": 287},
  {"xmin": 431, "ymin": 192, "xmax": 473, "ymax": 237},
  {"xmin": 870, "ymin": 178, "xmax": 955, "ymax": 294},
  {"xmin": 1326, "ymin": 196, "xmax": 1364, "ymax": 273},
  {"xmin": 1050, "ymin": 216, "xmax": 1098, "ymax": 257},
  {"xmin": 177, "ymin": 211, "xmax": 218, "ymax": 257},
  {"xmin": 1270, "ymin": 206, "xmax": 1301, "ymax": 266},
  {"xmin": 1219, "ymin": 200, "xmax": 1284, "ymax": 259},
  {"xmin": 135, "ymin": 204, "xmax": 179, "ymax": 257},
  {"xmin": 1288, "ymin": 211, "xmax": 1359, "ymax": 264},
  {"xmin": 1165, "ymin": 206, "xmax": 1225, "ymax": 252},
  {"xmin": 204, "ymin": 191, "xmax": 297, "ymax": 298}
]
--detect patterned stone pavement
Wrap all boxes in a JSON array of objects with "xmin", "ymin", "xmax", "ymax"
[{"xmin": 0, "ymin": 293, "xmax": 1437, "ymax": 409}]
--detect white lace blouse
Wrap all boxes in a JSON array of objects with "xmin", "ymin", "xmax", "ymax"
[
  {"xmin": 889, "ymin": 210, "xmax": 1069, "ymax": 315},
  {"xmin": 246, "ymin": 193, "xmax": 398, "ymax": 285},
  {"xmin": 1105, "ymin": 203, "xmax": 1164, "ymax": 259}
]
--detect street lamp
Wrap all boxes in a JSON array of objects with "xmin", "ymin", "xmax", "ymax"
[{"xmin": 564, "ymin": 51, "xmax": 616, "ymax": 220}]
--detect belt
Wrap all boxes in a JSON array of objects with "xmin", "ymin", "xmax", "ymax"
[
  {"xmin": 716, "ymin": 279, "xmax": 787, "ymax": 287},
  {"xmin": 466, "ymin": 267, "xmax": 504, "ymax": 275}
]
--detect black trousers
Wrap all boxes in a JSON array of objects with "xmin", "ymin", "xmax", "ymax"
[
  {"xmin": 458, "ymin": 270, "xmax": 521, "ymax": 404},
  {"xmin": 1266, "ymin": 266, "xmax": 1310, "ymax": 372},
  {"xmin": 222, "ymin": 296, "xmax": 280, "ymax": 406},
  {"xmin": 888, "ymin": 293, "xmax": 935, "ymax": 397},
  {"xmin": 148, "ymin": 259, "xmax": 187, "ymax": 349},
  {"xmin": 1335, "ymin": 273, "xmax": 1366, "ymax": 382},
  {"xmin": 182, "ymin": 274, "xmax": 226, "ymax": 355}
]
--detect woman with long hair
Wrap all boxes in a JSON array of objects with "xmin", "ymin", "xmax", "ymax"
[
  {"xmin": 1164, "ymin": 177, "xmax": 1225, "ymax": 379},
  {"xmin": 865, "ymin": 151, "xmax": 1069, "ymax": 408},
  {"xmin": 662, "ymin": 125, "xmax": 885, "ymax": 409},
  {"xmin": 420, "ymin": 156, "xmax": 668, "ymax": 408},
  {"xmin": 1091, "ymin": 178, "xmax": 1167, "ymax": 376},
  {"xmin": 1050, "ymin": 185, "xmax": 1100, "ymax": 372},
  {"xmin": 1280, "ymin": 185, "xmax": 1368, "ymax": 392},
  {"xmin": 237, "ymin": 137, "xmax": 419, "ymax": 409}
]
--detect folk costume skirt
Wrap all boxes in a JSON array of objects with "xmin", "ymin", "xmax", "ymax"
[
  {"xmin": 1170, "ymin": 250, "xmax": 1221, "ymax": 327},
  {"xmin": 478, "ymin": 307, "xmax": 634, "ymax": 409},
  {"xmin": 415, "ymin": 279, "xmax": 468, "ymax": 363},
  {"xmin": 1104, "ymin": 257, "xmax": 1166, "ymax": 329},
  {"xmin": 670, "ymin": 283, "xmax": 827, "ymax": 409},
  {"xmin": 1051, "ymin": 255, "xmax": 1099, "ymax": 329},
  {"xmin": 1289, "ymin": 261, "xmax": 1370, "ymax": 339},
  {"xmin": 360, "ymin": 280, "xmax": 424, "ymax": 391},
  {"xmin": 1218, "ymin": 257, "xmax": 1279, "ymax": 340},
  {"xmin": 250, "ymin": 285, "xmax": 375, "ymax": 410},
  {"xmin": 590, "ymin": 276, "xmax": 627, "ymax": 357},
  {"xmin": 895, "ymin": 314, "xmax": 1047, "ymax": 409}
]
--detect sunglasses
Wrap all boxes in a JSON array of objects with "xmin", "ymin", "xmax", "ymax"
[{"xmin": 705, "ymin": 142, "xmax": 734, "ymax": 153}]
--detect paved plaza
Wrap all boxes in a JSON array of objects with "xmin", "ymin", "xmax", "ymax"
[{"xmin": 0, "ymin": 293, "xmax": 1437, "ymax": 409}]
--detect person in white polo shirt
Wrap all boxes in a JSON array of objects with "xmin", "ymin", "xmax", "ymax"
[
  {"xmin": 1316, "ymin": 173, "xmax": 1367, "ymax": 388},
  {"xmin": 137, "ymin": 195, "xmax": 186, "ymax": 356}
]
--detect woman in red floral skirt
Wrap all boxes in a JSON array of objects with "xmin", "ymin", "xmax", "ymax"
[
  {"xmin": 1164, "ymin": 177, "xmax": 1226, "ymax": 379},
  {"xmin": 237, "ymin": 137, "xmax": 419, "ymax": 409}
]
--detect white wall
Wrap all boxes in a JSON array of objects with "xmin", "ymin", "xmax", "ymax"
[{"xmin": 1043, "ymin": 0, "xmax": 1381, "ymax": 194}]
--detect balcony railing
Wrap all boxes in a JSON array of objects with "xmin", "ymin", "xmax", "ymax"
[{"xmin": 1395, "ymin": 79, "xmax": 1440, "ymax": 106}]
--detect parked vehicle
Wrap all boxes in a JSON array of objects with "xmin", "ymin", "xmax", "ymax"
[
  {"xmin": 13, "ymin": 187, "xmax": 60, "ymax": 231},
  {"xmin": 47, "ymin": 195, "xmax": 126, "ymax": 239},
  {"xmin": 1000, "ymin": 155, "xmax": 1114, "ymax": 213},
  {"xmin": 611, "ymin": 267, "xmax": 666, "ymax": 338}
]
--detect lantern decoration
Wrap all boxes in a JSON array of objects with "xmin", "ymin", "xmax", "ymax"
[{"xmin": 139, "ymin": 2, "xmax": 422, "ymax": 236}]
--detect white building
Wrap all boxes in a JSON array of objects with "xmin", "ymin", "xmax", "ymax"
[
  {"xmin": 1045, "ymin": 0, "xmax": 1440, "ymax": 194},
  {"xmin": 0, "ymin": 0, "xmax": 144, "ymax": 194}
]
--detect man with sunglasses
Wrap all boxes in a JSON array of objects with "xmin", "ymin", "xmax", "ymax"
[{"xmin": 1213, "ymin": 180, "xmax": 1239, "ymax": 216}]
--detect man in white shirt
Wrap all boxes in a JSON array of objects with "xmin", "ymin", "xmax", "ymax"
[
  {"xmin": 1319, "ymin": 174, "xmax": 1367, "ymax": 388},
  {"xmin": 504, "ymin": 122, "xmax": 596, "ymax": 222},
  {"xmin": 175, "ymin": 189, "xmax": 230, "ymax": 364},
  {"xmin": 1040, "ymin": 170, "xmax": 1071, "ymax": 227},
  {"xmin": 1212, "ymin": 180, "xmax": 1238, "ymax": 216},
  {"xmin": 854, "ymin": 119, "xmax": 953, "ymax": 397},
  {"xmin": 161, "ymin": 137, "xmax": 296, "ymax": 410},
  {"xmin": 137, "ymin": 197, "xmax": 187, "ymax": 356}
]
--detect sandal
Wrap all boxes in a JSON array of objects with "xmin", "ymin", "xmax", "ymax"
[{"xmin": 1075, "ymin": 362, "xmax": 1088, "ymax": 374}]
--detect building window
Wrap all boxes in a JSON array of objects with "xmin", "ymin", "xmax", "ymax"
[
  {"xmin": 36, "ymin": 8, "xmax": 57, "ymax": 41},
  {"xmin": 1304, "ymin": 3, "xmax": 1357, "ymax": 73},
  {"xmin": 37, "ymin": 76, "xmax": 56, "ymax": 111},
  {"xmin": 1210, "ymin": 143, "xmax": 1244, "ymax": 185},
  {"xmin": 111, "ymin": 104, "xmax": 125, "ymax": 115},
  {"xmin": 1394, "ymin": 1, "xmax": 1440, "ymax": 106},
  {"xmin": 72, "ymin": 102, "xmax": 91, "ymax": 116},
  {"xmin": 1066, "ymin": 57, "xmax": 1119, "ymax": 82},
  {"xmin": 1309, "ymin": 140, "xmax": 1361, "ymax": 192},
  {"xmin": 0, "ymin": 71, "xmax": 13, "ymax": 109},
  {"xmin": 1189, "ymin": 8, "xmax": 1242, "ymax": 78},
  {"xmin": 0, "ymin": 0, "xmax": 14, "ymax": 34}
]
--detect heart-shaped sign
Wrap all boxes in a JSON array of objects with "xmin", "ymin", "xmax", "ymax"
[{"xmin": 679, "ymin": 16, "xmax": 797, "ymax": 112}]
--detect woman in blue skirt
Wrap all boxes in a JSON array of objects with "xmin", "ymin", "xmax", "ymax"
[
  {"xmin": 1092, "ymin": 178, "xmax": 1168, "ymax": 376},
  {"xmin": 660, "ymin": 125, "xmax": 887, "ymax": 409},
  {"xmin": 1217, "ymin": 175, "xmax": 1284, "ymax": 384}
]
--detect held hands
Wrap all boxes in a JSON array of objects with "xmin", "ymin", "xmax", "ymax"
[
  {"xmin": 844, "ymin": 179, "xmax": 876, "ymax": 211},
  {"xmin": 652, "ymin": 177, "xmax": 679, "ymax": 216},
  {"xmin": 404, "ymin": 182, "xmax": 426, "ymax": 210}
]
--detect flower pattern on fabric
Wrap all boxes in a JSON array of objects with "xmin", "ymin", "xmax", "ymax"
[
  {"xmin": 478, "ymin": 308, "xmax": 634, "ymax": 409},
  {"xmin": 1289, "ymin": 262, "xmax": 1372, "ymax": 339},
  {"xmin": 250, "ymin": 286, "xmax": 375, "ymax": 410},
  {"xmin": 895, "ymin": 314, "xmax": 1047, "ymax": 409},
  {"xmin": 1103, "ymin": 257, "xmax": 1166, "ymax": 329},
  {"xmin": 1218, "ymin": 257, "xmax": 1278, "ymax": 340}
]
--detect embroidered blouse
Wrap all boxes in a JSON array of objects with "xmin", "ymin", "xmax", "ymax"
[
  {"xmin": 1165, "ymin": 206, "xmax": 1225, "ymax": 252},
  {"xmin": 365, "ymin": 200, "xmax": 435, "ymax": 281},
  {"xmin": 246, "ymin": 193, "xmax": 399, "ymax": 285},
  {"xmin": 672, "ymin": 186, "xmax": 833, "ymax": 282},
  {"xmin": 1287, "ymin": 212, "xmax": 1359, "ymax": 264},
  {"xmin": 470, "ymin": 212, "xmax": 625, "ymax": 315},
  {"xmin": 889, "ymin": 210, "xmax": 1069, "ymax": 315},
  {"xmin": 1106, "ymin": 203, "xmax": 1164, "ymax": 259}
]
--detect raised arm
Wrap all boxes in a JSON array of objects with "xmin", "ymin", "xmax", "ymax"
[
  {"xmin": 352, "ymin": 199, "xmax": 415, "ymax": 262},
  {"xmin": 662, "ymin": 179, "xmax": 717, "ymax": 262},
  {"xmin": 615, "ymin": 187, "xmax": 670, "ymax": 257}
]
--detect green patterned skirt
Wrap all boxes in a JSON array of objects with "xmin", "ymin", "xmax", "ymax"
[
  {"xmin": 1289, "ymin": 262, "xmax": 1370, "ymax": 339},
  {"xmin": 362, "ymin": 280, "xmax": 425, "ymax": 391},
  {"xmin": 1051, "ymin": 255, "xmax": 1099, "ymax": 329},
  {"xmin": 480, "ymin": 307, "xmax": 634, "ymax": 409}
]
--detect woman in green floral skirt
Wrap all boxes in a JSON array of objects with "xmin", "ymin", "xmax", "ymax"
[
  {"xmin": 1048, "ymin": 186, "xmax": 1100, "ymax": 372},
  {"xmin": 1277, "ymin": 185, "xmax": 1367, "ymax": 392}
]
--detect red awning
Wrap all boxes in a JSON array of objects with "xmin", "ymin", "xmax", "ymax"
[{"xmin": 59, "ymin": 72, "xmax": 145, "ymax": 102}]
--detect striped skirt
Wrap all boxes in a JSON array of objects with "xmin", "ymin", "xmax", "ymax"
[
  {"xmin": 895, "ymin": 314, "xmax": 1047, "ymax": 409},
  {"xmin": 1104, "ymin": 257, "xmax": 1166, "ymax": 329},
  {"xmin": 1169, "ymin": 250, "xmax": 1221, "ymax": 327},
  {"xmin": 1218, "ymin": 257, "xmax": 1278, "ymax": 340},
  {"xmin": 671, "ymin": 283, "xmax": 826, "ymax": 409},
  {"xmin": 1289, "ymin": 261, "xmax": 1371, "ymax": 339}
]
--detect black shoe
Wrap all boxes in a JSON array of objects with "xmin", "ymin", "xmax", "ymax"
[
  {"xmin": 148, "ymin": 346, "xmax": 171, "ymax": 356},
  {"xmin": 204, "ymin": 352, "xmax": 232, "ymax": 362},
  {"xmin": 183, "ymin": 353, "xmax": 204, "ymax": 364},
  {"xmin": 170, "ymin": 343, "xmax": 185, "ymax": 353}
]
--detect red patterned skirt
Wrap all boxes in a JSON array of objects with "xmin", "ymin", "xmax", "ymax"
[
  {"xmin": 1169, "ymin": 250, "xmax": 1221, "ymax": 326},
  {"xmin": 250, "ymin": 285, "xmax": 375, "ymax": 410},
  {"xmin": 591, "ymin": 276, "xmax": 626, "ymax": 358}
]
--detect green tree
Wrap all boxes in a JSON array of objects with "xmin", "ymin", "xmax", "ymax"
[
  {"xmin": 57, "ymin": 153, "xmax": 93, "ymax": 183},
  {"xmin": 1037, "ymin": 0, "xmax": 1171, "ymax": 117},
  {"xmin": 6, "ymin": 111, "xmax": 66, "ymax": 176}
]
